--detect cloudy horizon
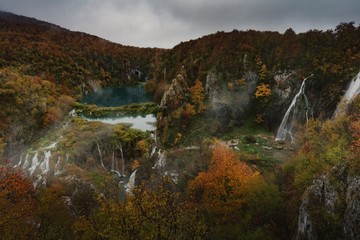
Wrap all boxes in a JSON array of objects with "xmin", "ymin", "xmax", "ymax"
[{"xmin": 0, "ymin": 0, "xmax": 359, "ymax": 48}]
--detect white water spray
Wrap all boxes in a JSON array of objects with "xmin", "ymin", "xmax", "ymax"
[
  {"xmin": 125, "ymin": 169, "xmax": 137, "ymax": 194},
  {"xmin": 275, "ymin": 74, "xmax": 313, "ymax": 143},
  {"xmin": 118, "ymin": 143, "xmax": 125, "ymax": 176},
  {"xmin": 28, "ymin": 152, "xmax": 40, "ymax": 176},
  {"xmin": 333, "ymin": 71, "xmax": 360, "ymax": 117}
]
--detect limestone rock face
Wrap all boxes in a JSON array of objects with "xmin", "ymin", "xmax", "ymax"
[
  {"xmin": 157, "ymin": 68, "xmax": 189, "ymax": 144},
  {"xmin": 160, "ymin": 71, "xmax": 189, "ymax": 111},
  {"xmin": 297, "ymin": 164, "xmax": 360, "ymax": 240},
  {"xmin": 205, "ymin": 71, "xmax": 258, "ymax": 127},
  {"xmin": 266, "ymin": 71, "xmax": 301, "ymax": 130}
]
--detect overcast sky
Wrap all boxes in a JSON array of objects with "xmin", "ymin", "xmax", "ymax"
[{"xmin": 0, "ymin": 0, "xmax": 359, "ymax": 48}]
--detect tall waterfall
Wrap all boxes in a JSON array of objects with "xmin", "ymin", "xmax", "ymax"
[
  {"xmin": 275, "ymin": 74, "xmax": 313, "ymax": 143},
  {"xmin": 333, "ymin": 71, "xmax": 360, "ymax": 117}
]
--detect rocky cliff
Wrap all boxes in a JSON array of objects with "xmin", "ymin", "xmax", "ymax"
[{"xmin": 297, "ymin": 164, "xmax": 360, "ymax": 240}]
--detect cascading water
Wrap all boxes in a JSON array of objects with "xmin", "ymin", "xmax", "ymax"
[
  {"xmin": 125, "ymin": 169, "xmax": 137, "ymax": 194},
  {"xmin": 39, "ymin": 150, "xmax": 51, "ymax": 174},
  {"xmin": 22, "ymin": 153, "xmax": 30, "ymax": 169},
  {"xmin": 14, "ymin": 139, "xmax": 59, "ymax": 187},
  {"xmin": 54, "ymin": 157, "xmax": 62, "ymax": 175},
  {"xmin": 333, "ymin": 71, "xmax": 360, "ymax": 117},
  {"xmin": 28, "ymin": 152, "xmax": 40, "ymax": 176},
  {"xmin": 118, "ymin": 143, "xmax": 125, "ymax": 176},
  {"xmin": 343, "ymin": 71, "xmax": 360, "ymax": 102},
  {"xmin": 153, "ymin": 150, "xmax": 166, "ymax": 169},
  {"xmin": 275, "ymin": 74, "xmax": 313, "ymax": 143}
]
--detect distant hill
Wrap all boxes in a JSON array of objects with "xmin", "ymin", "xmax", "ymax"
[{"xmin": 0, "ymin": 11, "xmax": 164, "ymax": 90}]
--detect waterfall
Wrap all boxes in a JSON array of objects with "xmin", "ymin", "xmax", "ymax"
[
  {"xmin": 96, "ymin": 141, "xmax": 106, "ymax": 170},
  {"xmin": 14, "ymin": 153, "xmax": 24, "ymax": 168},
  {"xmin": 39, "ymin": 150, "xmax": 51, "ymax": 174},
  {"xmin": 33, "ymin": 175, "xmax": 45, "ymax": 188},
  {"xmin": 118, "ymin": 143, "xmax": 125, "ymax": 176},
  {"xmin": 16, "ymin": 140, "xmax": 57, "ymax": 178},
  {"xmin": 28, "ymin": 152, "xmax": 40, "ymax": 176},
  {"xmin": 150, "ymin": 146, "xmax": 157, "ymax": 157},
  {"xmin": 55, "ymin": 156, "xmax": 62, "ymax": 175},
  {"xmin": 22, "ymin": 153, "xmax": 30, "ymax": 169},
  {"xmin": 333, "ymin": 71, "xmax": 360, "ymax": 117},
  {"xmin": 153, "ymin": 150, "xmax": 166, "ymax": 169},
  {"xmin": 343, "ymin": 71, "xmax": 360, "ymax": 101},
  {"xmin": 275, "ymin": 74, "xmax": 313, "ymax": 143},
  {"xmin": 125, "ymin": 169, "xmax": 137, "ymax": 194}
]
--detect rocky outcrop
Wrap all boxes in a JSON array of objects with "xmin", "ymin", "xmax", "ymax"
[
  {"xmin": 205, "ymin": 71, "xmax": 258, "ymax": 128},
  {"xmin": 157, "ymin": 68, "xmax": 189, "ymax": 144},
  {"xmin": 266, "ymin": 71, "xmax": 303, "ymax": 130},
  {"xmin": 297, "ymin": 164, "xmax": 360, "ymax": 240},
  {"xmin": 159, "ymin": 68, "xmax": 189, "ymax": 111}
]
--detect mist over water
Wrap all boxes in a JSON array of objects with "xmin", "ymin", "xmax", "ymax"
[
  {"xmin": 82, "ymin": 85, "xmax": 152, "ymax": 107},
  {"xmin": 83, "ymin": 114, "xmax": 156, "ymax": 131}
]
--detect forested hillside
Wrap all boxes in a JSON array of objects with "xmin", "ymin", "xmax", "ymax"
[
  {"xmin": 0, "ymin": 11, "xmax": 163, "ymax": 89},
  {"xmin": 152, "ymin": 24, "xmax": 360, "ymax": 145}
]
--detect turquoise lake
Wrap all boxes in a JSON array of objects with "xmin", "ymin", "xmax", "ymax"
[{"xmin": 82, "ymin": 85, "xmax": 152, "ymax": 107}]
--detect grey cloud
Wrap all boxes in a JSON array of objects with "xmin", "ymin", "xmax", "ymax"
[{"xmin": 0, "ymin": 0, "xmax": 359, "ymax": 48}]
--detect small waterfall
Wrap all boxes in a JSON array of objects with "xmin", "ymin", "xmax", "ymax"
[
  {"xmin": 29, "ymin": 152, "xmax": 40, "ymax": 176},
  {"xmin": 150, "ymin": 146, "xmax": 157, "ymax": 157},
  {"xmin": 343, "ymin": 71, "xmax": 360, "ymax": 102},
  {"xmin": 333, "ymin": 71, "xmax": 360, "ymax": 117},
  {"xmin": 276, "ymin": 74, "xmax": 313, "ymax": 143},
  {"xmin": 54, "ymin": 157, "xmax": 62, "ymax": 175},
  {"xmin": 125, "ymin": 169, "xmax": 137, "ymax": 194},
  {"xmin": 118, "ymin": 143, "xmax": 125, "ymax": 176},
  {"xmin": 33, "ymin": 175, "xmax": 45, "ymax": 188},
  {"xmin": 14, "ymin": 153, "xmax": 24, "ymax": 168},
  {"xmin": 153, "ymin": 150, "xmax": 166, "ymax": 169},
  {"xmin": 22, "ymin": 153, "xmax": 30, "ymax": 169},
  {"xmin": 96, "ymin": 141, "xmax": 106, "ymax": 170},
  {"xmin": 39, "ymin": 150, "xmax": 51, "ymax": 174}
]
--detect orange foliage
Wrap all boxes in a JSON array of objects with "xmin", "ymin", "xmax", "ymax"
[
  {"xmin": 189, "ymin": 79, "xmax": 205, "ymax": 113},
  {"xmin": 0, "ymin": 167, "xmax": 37, "ymax": 239},
  {"xmin": 183, "ymin": 103, "xmax": 196, "ymax": 119},
  {"xmin": 255, "ymin": 83, "xmax": 272, "ymax": 98},
  {"xmin": 188, "ymin": 144, "xmax": 260, "ymax": 218},
  {"xmin": 43, "ymin": 106, "xmax": 63, "ymax": 127}
]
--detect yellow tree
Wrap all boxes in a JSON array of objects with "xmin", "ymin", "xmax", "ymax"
[
  {"xmin": 188, "ymin": 144, "xmax": 261, "ymax": 219},
  {"xmin": 189, "ymin": 79, "xmax": 205, "ymax": 113}
]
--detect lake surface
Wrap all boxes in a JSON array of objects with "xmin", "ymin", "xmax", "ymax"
[{"xmin": 82, "ymin": 85, "xmax": 152, "ymax": 107}]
